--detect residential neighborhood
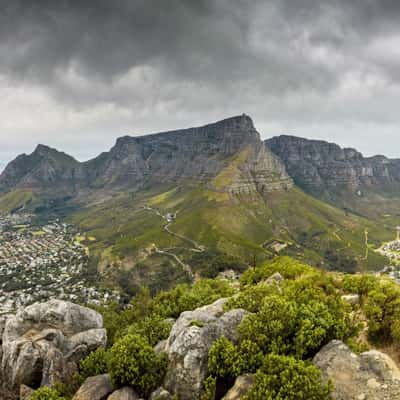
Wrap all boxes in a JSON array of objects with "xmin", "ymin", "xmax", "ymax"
[{"xmin": 0, "ymin": 212, "xmax": 119, "ymax": 313}]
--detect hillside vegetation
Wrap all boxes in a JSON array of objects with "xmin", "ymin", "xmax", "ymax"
[
  {"xmin": 31, "ymin": 256, "xmax": 400, "ymax": 399},
  {"xmin": 65, "ymin": 183, "xmax": 393, "ymax": 294}
]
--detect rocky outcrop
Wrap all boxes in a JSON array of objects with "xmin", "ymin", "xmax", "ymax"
[
  {"xmin": 313, "ymin": 340, "xmax": 400, "ymax": 400},
  {"xmin": 222, "ymin": 374, "xmax": 254, "ymax": 400},
  {"xmin": 0, "ymin": 115, "xmax": 292, "ymax": 197},
  {"xmin": 163, "ymin": 298, "xmax": 248, "ymax": 400},
  {"xmin": 149, "ymin": 387, "xmax": 172, "ymax": 400},
  {"xmin": 1, "ymin": 300, "xmax": 107, "ymax": 392},
  {"xmin": 73, "ymin": 374, "xmax": 114, "ymax": 400},
  {"xmin": 267, "ymin": 135, "xmax": 400, "ymax": 196}
]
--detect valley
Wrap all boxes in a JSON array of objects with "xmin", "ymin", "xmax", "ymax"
[{"xmin": 1, "ymin": 115, "xmax": 400, "ymax": 296}]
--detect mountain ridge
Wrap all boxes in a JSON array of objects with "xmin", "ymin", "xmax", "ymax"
[
  {"xmin": 0, "ymin": 115, "xmax": 293, "ymax": 196},
  {"xmin": 267, "ymin": 134, "xmax": 400, "ymax": 196}
]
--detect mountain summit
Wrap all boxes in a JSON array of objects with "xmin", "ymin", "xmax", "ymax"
[{"xmin": 0, "ymin": 115, "xmax": 292, "ymax": 195}]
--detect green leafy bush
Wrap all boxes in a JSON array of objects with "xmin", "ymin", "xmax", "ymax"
[
  {"xmin": 79, "ymin": 347, "xmax": 109, "ymax": 379},
  {"xmin": 364, "ymin": 280, "xmax": 400, "ymax": 343},
  {"xmin": 244, "ymin": 354, "xmax": 332, "ymax": 400},
  {"xmin": 126, "ymin": 314, "xmax": 173, "ymax": 346},
  {"xmin": 108, "ymin": 334, "xmax": 167, "ymax": 397},
  {"xmin": 208, "ymin": 337, "xmax": 238, "ymax": 379},
  {"xmin": 31, "ymin": 387, "xmax": 66, "ymax": 400},
  {"xmin": 200, "ymin": 376, "xmax": 217, "ymax": 400},
  {"xmin": 238, "ymin": 287, "xmax": 355, "ymax": 358},
  {"xmin": 208, "ymin": 337, "xmax": 263, "ymax": 380},
  {"xmin": 151, "ymin": 279, "xmax": 235, "ymax": 319},
  {"xmin": 240, "ymin": 256, "xmax": 314, "ymax": 286}
]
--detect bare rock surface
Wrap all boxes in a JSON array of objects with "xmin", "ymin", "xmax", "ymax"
[
  {"xmin": 222, "ymin": 374, "xmax": 255, "ymax": 400},
  {"xmin": 73, "ymin": 374, "xmax": 114, "ymax": 400},
  {"xmin": 1, "ymin": 300, "xmax": 106, "ymax": 391},
  {"xmin": 149, "ymin": 387, "xmax": 172, "ymax": 400},
  {"xmin": 313, "ymin": 340, "xmax": 400, "ymax": 400},
  {"xmin": 164, "ymin": 298, "xmax": 248, "ymax": 400},
  {"xmin": 107, "ymin": 386, "xmax": 140, "ymax": 400}
]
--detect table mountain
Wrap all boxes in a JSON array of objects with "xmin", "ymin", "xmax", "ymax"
[{"xmin": 0, "ymin": 115, "xmax": 292, "ymax": 196}]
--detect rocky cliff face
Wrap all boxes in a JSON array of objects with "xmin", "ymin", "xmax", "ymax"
[
  {"xmin": 0, "ymin": 145, "xmax": 85, "ymax": 193},
  {"xmin": 0, "ymin": 300, "xmax": 106, "ymax": 395},
  {"xmin": 267, "ymin": 135, "xmax": 400, "ymax": 196},
  {"xmin": 0, "ymin": 115, "xmax": 292, "ymax": 197}
]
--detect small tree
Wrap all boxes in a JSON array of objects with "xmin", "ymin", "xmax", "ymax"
[
  {"xmin": 30, "ymin": 387, "xmax": 66, "ymax": 400},
  {"xmin": 244, "ymin": 354, "xmax": 332, "ymax": 400},
  {"xmin": 108, "ymin": 334, "xmax": 167, "ymax": 397}
]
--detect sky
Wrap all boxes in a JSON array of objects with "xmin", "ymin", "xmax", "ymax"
[{"xmin": 2, "ymin": 0, "xmax": 400, "ymax": 169}]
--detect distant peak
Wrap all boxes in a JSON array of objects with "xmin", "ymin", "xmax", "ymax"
[
  {"xmin": 212, "ymin": 114, "xmax": 255, "ymax": 130},
  {"xmin": 34, "ymin": 144, "xmax": 55, "ymax": 154}
]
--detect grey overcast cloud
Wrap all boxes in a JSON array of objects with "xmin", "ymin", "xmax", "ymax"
[{"xmin": 1, "ymin": 0, "xmax": 400, "ymax": 169}]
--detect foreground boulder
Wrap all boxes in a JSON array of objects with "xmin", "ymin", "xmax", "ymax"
[
  {"xmin": 108, "ymin": 386, "xmax": 140, "ymax": 400},
  {"xmin": 1, "ymin": 300, "xmax": 107, "ymax": 391},
  {"xmin": 163, "ymin": 298, "xmax": 247, "ymax": 400},
  {"xmin": 222, "ymin": 374, "xmax": 254, "ymax": 400},
  {"xmin": 313, "ymin": 340, "xmax": 400, "ymax": 400},
  {"xmin": 73, "ymin": 374, "xmax": 114, "ymax": 400}
]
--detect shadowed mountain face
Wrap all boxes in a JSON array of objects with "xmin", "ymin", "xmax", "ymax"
[
  {"xmin": 267, "ymin": 135, "xmax": 400, "ymax": 197},
  {"xmin": 0, "ymin": 145, "xmax": 85, "ymax": 192},
  {"xmin": 0, "ymin": 115, "xmax": 293, "ymax": 195}
]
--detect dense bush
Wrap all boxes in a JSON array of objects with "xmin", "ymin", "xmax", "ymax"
[
  {"xmin": 238, "ymin": 290, "xmax": 355, "ymax": 358},
  {"xmin": 244, "ymin": 354, "xmax": 332, "ymax": 400},
  {"xmin": 97, "ymin": 279, "xmax": 235, "ymax": 345},
  {"xmin": 151, "ymin": 279, "xmax": 235, "ymax": 319},
  {"xmin": 126, "ymin": 314, "xmax": 173, "ymax": 347},
  {"xmin": 189, "ymin": 249, "xmax": 247, "ymax": 278},
  {"xmin": 240, "ymin": 256, "xmax": 314, "ymax": 285},
  {"xmin": 364, "ymin": 280, "xmax": 400, "ymax": 343},
  {"xmin": 208, "ymin": 337, "xmax": 263, "ymax": 379},
  {"xmin": 30, "ymin": 387, "xmax": 66, "ymax": 400},
  {"xmin": 79, "ymin": 347, "xmax": 109, "ymax": 379},
  {"xmin": 108, "ymin": 334, "xmax": 167, "ymax": 397}
]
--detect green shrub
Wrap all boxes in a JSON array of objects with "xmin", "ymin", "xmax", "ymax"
[
  {"xmin": 239, "ymin": 290, "xmax": 355, "ymax": 358},
  {"xmin": 208, "ymin": 337, "xmax": 263, "ymax": 382},
  {"xmin": 127, "ymin": 314, "xmax": 173, "ymax": 346},
  {"xmin": 240, "ymin": 256, "xmax": 314, "ymax": 286},
  {"xmin": 108, "ymin": 334, "xmax": 167, "ymax": 397},
  {"xmin": 201, "ymin": 376, "xmax": 217, "ymax": 400},
  {"xmin": 208, "ymin": 337, "xmax": 238, "ymax": 379},
  {"xmin": 364, "ymin": 280, "xmax": 400, "ymax": 344},
  {"xmin": 30, "ymin": 387, "xmax": 66, "ymax": 400},
  {"xmin": 79, "ymin": 347, "xmax": 109, "ymax": 379},
  {"xmin": 342, "ymin": 274, "xmax": 378, "ymax": 302},
  {"xmin": 244, "ymin": 354, "xmax": 332, "ymax": 400},
  {"xmin": 151, "ymin": 279, "xmax": 235, "ymax": 319}
]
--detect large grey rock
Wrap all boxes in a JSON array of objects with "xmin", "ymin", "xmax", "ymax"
[
  {"xmin": 149, "ymin": 387, "xmax": 172, "ymax": 400},
  {"xmin": 19, "ymin": 384, "xmax": 35, "ymax": 400},
  {"xmin": 313, "ymin": 340, "xmax": 400, "ymax": 400},
  {"xmin": 222, "ymin": 374, "xmax": 255, "ymax": 400},
  {"xmin": 1, "ymin": 300, "xmax": 107, "ymax": 391},
  {"xmin": 73, "ymin": 374, "xmax": 114, "ymax": 400},
  {"xmin": 164, "ymin": 298, "xmax": 248, "ymax": 400},
  {"xmin": 107, "ymin": 386, "xmax": 140, "ymax": 400},
  {"xmin": 341, "ymin": 294, "xmax": 360, "ymax": 306}
]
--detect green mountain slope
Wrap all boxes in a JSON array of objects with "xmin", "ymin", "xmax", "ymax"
[{"xmin": 62, "ymin": 180, "xmax": 395, "ymax": 292}]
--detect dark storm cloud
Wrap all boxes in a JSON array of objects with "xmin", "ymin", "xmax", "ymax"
[
  {"xmin": 1, "ymin": 0, "xmax": 400, "ymax": 163},
  {"xmin": 0, "ymin": 0, "xmax": 341, "ymax": 99}
]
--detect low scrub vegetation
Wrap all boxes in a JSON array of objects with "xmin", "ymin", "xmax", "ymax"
[{"xmin": 32, "ymin": 256, "xmax": 400, "ymax": 399}]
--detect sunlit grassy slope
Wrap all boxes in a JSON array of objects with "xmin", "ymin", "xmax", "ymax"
[{"xmin": 65, "ymin": 182, "xmax": 394, "ymax": 275}]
